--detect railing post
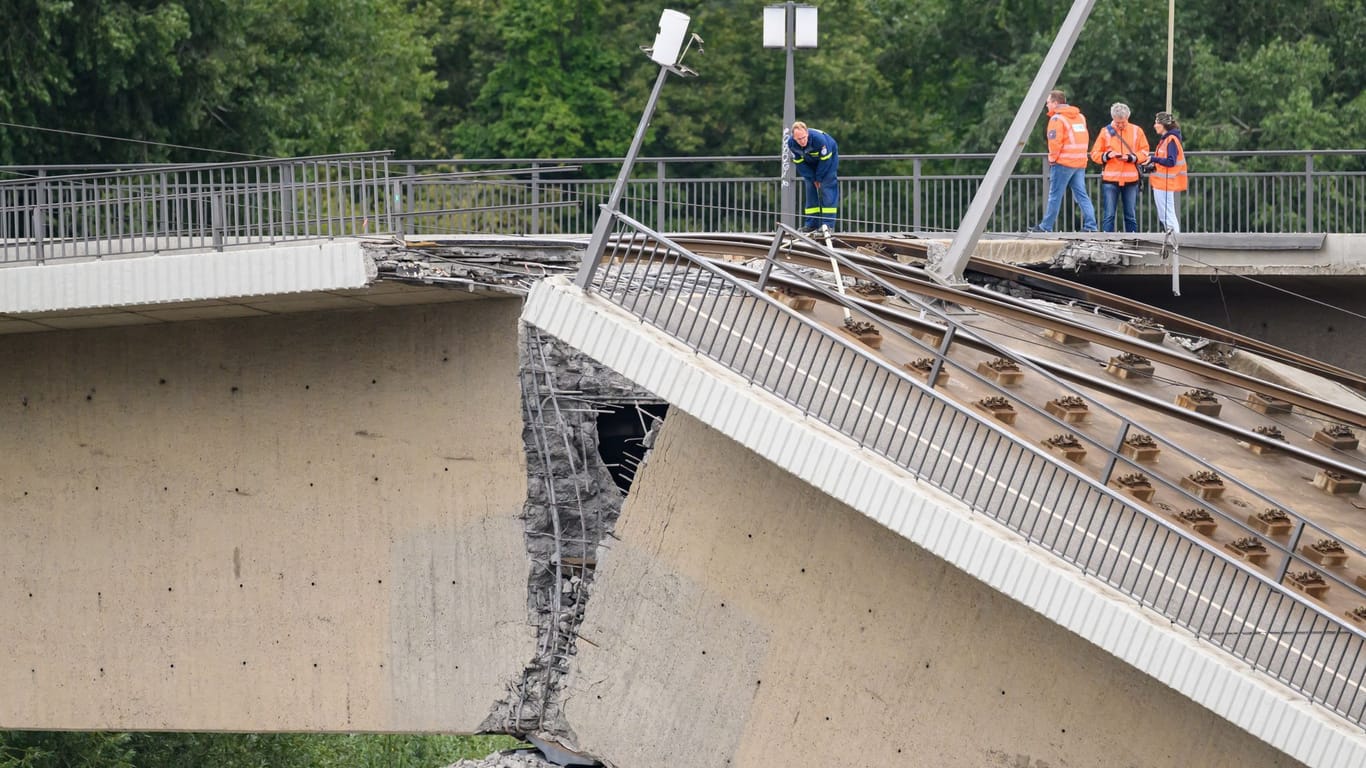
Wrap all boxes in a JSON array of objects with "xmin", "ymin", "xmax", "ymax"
[
  {"xmin": 1102, "ymin": 420, "xmax": 1132, "ymax": 485},
  {"xmin": 530, "ymin": 162, "xmax": 541, "ymax": 235},
  {"xmin": 159, "ymin": 172, "xmax": 170, "ymax": 250},
  {"xmin": 1304, "ymin": 154, "xmax": 1315, "ymax": 233},
  {"xmin": 33, "ymin": 170, "xmax": 47, "ymax": 265},
  {"xmin": 211, "ymin": 193, "xmax": 225, "ymax": 251},
  {"xmin": 379, "ymin": 156, "xmax": 393, "ymax": 235},
  {"xmin": 926, "ymin": 325, "xmax": 956, "ymax": 387},
  {"xmin": 656, "ymin": 160, "xmax": 667, "ymax": 232},
  {"xmin": 281, "ymin": 165, "xmax": 296, "ymax": 239},
  {"xmin": 1278, "ymin": 520, "xmax": 1307, "ymax": 582},
  {"xmin": 1041, "ymin": 157, "xmax": 1050, "ymax": 228},
  {"xmin": 757, "ymin": 226, "xmax": 789, "ymax": 291},
  {"xmin": 912, "ymin": 157, "xmax": 922, "ymax": 233},
  {"xmin": 403, "ymin": 163, "xmax": 416, "ymax": 238}
]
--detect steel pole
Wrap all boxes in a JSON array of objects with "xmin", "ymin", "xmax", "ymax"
[
  {"xmin": 1166, "ymin": 0, "xmax": 1175, "ymax": 113},
  {"xmin": 933, "ymin": 0, "xmax": 1098, "ymax": 285},
  {"xmin": 781, "ymin": 1, "xmax": 796, "ymax": 228},
  {"xmin": 577, "ymin": 66, "xmax": 671, "ymax": 288}
]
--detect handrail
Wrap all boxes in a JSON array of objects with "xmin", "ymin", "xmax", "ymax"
[
  {"xmin": 0, "ymin": 153, "xmax": 394, "ymax": 264},
  {"xmin": 382, "ymin": 149, "xmax": 1366, "ymax": 236},
  {"xmin": 4, "ymin": 150, "xmax": 1364, "ymax": 251},
  {"xmin": 581, "ymin": 207, "xmax": 1366, "ymax": 729},
  {"xmin": 0, "ymin": 151, "xmax": 395, "ymax": 186}
]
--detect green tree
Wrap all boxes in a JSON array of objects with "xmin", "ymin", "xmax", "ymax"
[
  {"xmin": 410, "ymin": 0, "xmax": 504, "ymax": 157},
  {"xmin": 451, "ymin": 0, "xmax": 635, "ymax": 158},
  {"xmin": 0, "ymin": 1, "xmax": 437, "ymax": 164},
  {"xmin": 2, "ymin": 0, "xmax": 1363, "ymax": 164}
]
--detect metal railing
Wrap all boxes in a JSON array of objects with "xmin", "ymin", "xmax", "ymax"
[
  {"xmin": 386, "ymin": 150, "xmax": 1366, "ymax": 236},
  {"xmin": 578, "ymin": 208, "xmax": 1366, "ymax": 729},
  {"xmin": 0, "ymin": 152, "xmax": 394, "ymax": 264},
  {"xmin": 2, "ymin": 149, "xmax": 1361, "ymax": 263}
]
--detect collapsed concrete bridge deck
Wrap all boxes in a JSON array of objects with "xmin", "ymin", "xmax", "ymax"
[{"xmin": 2, "ymin": 234, "xmax": 1364, "ymax": 768}]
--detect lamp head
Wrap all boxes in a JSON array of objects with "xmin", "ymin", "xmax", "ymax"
[{"xmin": 648, "ymin": 9, "xmax": 691, "ymax": 67}]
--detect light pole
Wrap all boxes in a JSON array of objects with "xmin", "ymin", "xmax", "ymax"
[
  {"xmin": 576, "ymin": 9, "xmax": 700, "ymax": 289},
  {"xmin": 763, "ymin": 3, "xmax": 817, "ymax": 229},
  {"xmin": 1166, "ymin": 0, "xmax": 1175, "ymax": 112}
]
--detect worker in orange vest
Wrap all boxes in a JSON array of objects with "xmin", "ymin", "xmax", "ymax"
[
  {"xmin": 1089, "ymin": 102, "xmax": 1150, "ymax": 232},
  {"xmin": 1029, "ymin": 90, "xmax": 1097, "ymax": 233},
  {"xmin": 1144, "ymin": 111, "xmax": 1188, "ymax": 234}
]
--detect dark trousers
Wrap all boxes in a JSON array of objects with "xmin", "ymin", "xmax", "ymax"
[
  {"xmin": 801, "ymin": 178, "xmax": 839, "ymax": 230},
  {"xmin": 1100, "ymin": 181, "xmax": 1139, "ymax": 232}
]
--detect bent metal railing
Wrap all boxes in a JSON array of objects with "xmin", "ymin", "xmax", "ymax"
[
  {"xmin": 0, "ymin": 152, "xmax": 394, "ymax": 265},
  {"xmin": 579, "ymin": 208, "xmax": 1366, "ymax": 729}
]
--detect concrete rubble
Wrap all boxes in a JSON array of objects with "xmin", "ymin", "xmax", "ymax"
[
  {"xmin": 365, "ymin": 238, "xmax": 580, "ymax": 295},
  {"xmin": 480, "ymin": 324, "xmax": 662, "ymax": 758}
]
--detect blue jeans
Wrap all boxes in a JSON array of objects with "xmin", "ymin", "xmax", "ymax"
[
  {"xmin": 801, "ymin": 178, "xmax": 839, "ymax": 230},
  {"xmin": 1100, "ymin": 181, "xmax": 1139, "ymax": 232},
  {"xmin": 1037, "ymin": 164, "xmax": 1097, "ymax": 232}
]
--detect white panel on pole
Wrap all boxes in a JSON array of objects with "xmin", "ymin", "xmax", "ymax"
[
  {"xmin": 794, "ymin": 6, "xmax": 818, "ymax": 48},
  {"xmin": 762, "ymin": 6, "xmax": 786, "ymax": 48}
]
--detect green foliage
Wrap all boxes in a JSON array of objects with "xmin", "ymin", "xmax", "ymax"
[
  {"xmin": 0, "ymin": 731, "xmax": 522, "ymax": 768},
  {"xmin": 0, "ymin": 732, "xmax": 134, "ymax": 768},
  {"xmin": 450, "ymin": 0, "xmax": 634, "ymax": 158},
  {"xmin": 0, "ymin": 1, "xmax": 436, "ymax": 163},
  {"xmin": 1189, "ymin": 38, "xmax": 1343, "ymax": 150},
  {"xmin": 0, "ymin": 0, "xmax": 1362, "ymax": 162}
]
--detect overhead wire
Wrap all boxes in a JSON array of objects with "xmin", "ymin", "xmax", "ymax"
[
  {"xmin": 1176, "ymin": 248, "xmax": 1366, "ymax": 324},
  {"xmin": 0, "ymin": 120, "xmax": 273, "ymax": 161}
]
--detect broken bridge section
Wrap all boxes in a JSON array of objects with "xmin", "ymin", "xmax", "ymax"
[{"xmin": 483, "ymin": 325, "xmax": 665, "ymax": 747}]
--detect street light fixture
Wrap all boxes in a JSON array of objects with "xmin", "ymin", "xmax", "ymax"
[
  {"xmin": 577, "ymin": 9, "xmax": 701, "ymax": 288},
  {"xmin": 763, "ymin": 3, "xmax": 817, "ymax": 228}
]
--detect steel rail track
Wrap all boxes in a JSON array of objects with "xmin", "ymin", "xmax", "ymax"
[
  {"xmin": 719, "ymin": 261, "xmax": 1366, "ymax": 484},
  {"xmin": 671, "ymin": 231, "xmax": 1366, "ymax": 392},
  {"xmin": 673, "ymin": 234, "xmax": 1366, "ymax": 430},
  {"xmin": 836, "ymin": 233, "xmax": 1366, "ymax": 393}
]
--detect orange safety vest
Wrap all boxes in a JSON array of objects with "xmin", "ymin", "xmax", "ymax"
[
  {"xmin": 1151, "ymin": 133, "xmax": 1188, "ymax": 192},
  {"xmin": 1089, "ymin": 122, "xmax": 1150, "ymax": 184},
  {"xmin": 1047, "ymin": 105, "xmax": 1089, "ymax": 169}
]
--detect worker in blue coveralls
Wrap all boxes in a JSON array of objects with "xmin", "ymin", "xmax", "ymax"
[{"xmin": 787, "ymin": 121, "xmax": 839, "ymax": 232}]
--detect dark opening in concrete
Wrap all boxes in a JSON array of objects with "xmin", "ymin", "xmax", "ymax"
[{"xmin": 596, "ymin": 403, "xmax": 669, "ymax": 493}]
